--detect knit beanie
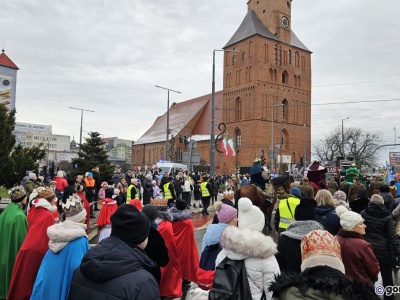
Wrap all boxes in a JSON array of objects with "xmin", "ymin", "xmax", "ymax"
[
  {"xmin": 238, "ymin": 197, "xmax": 265, "ymax": 232},
  {"xmin": 301, "ymin": 230, "xmax": 345, "ymax": 273},
  {"xmin": 357, "ymin": 189, "xmax": 369, "ymax": 199},
  {"xmin": 371, "ymin": 194, "xmax": 384, "ymax": 204},
  {"xmin": 333, "ymin": 190, "xmax": 347, "ymax": 202},
  {"xmin": 294, "ymin": 197, "xmax": 317, "ymax": 221},
  {"xmin": 110, "ymin": 204, "xmax": 150, "ymax": 246},
  {"xmin": 290, "ymin": 187, "xmax": 301, "ymax": 198},
  {"xmin": 28, "ymin": 172, "xmax": 36, "ymax": 180},
  {"xmin": 176, "ymin": 200, "xmax": 187, "ymax": 210},
  {"xmin": 335, "ymin": 206, "xmax": 363, "ymax": 231},
  {"xmin": 63, "ymin": 194, "xmax": 87, "ymax": 223},
  {"xmin": 9, "ymin": 186, "xmax": 27, "ymax": 203},
  {"xmin": 142, "ymin": 204, "xmax": 160, "ymax": 221},
  {"xmin": 217, "ymin": 203, "xmax": 237, "ymax": 224}
]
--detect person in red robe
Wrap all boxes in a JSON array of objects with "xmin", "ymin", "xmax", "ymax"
[
  {"xmin": 77, "ymin": 184, "xmax": 91, "ymax": 234},
  {"xmin": 8, "ymin": 187, "xmax": 57, "ymax": 300},
  {"xmin": 170, "ymin": 200, "xmax": 199, "ymax": 285},
  {"xmin": 129, "ymin": 198, "xmax": 143, "ymax": 211},
  {"xmin": 97, "ymin": 188, "xmax": 118, "ymax": 242},
  {"xmin": 156, "ymin": 203, "xmax": 183, "ymax": 299}
]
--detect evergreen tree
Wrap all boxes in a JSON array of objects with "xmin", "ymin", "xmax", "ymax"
[
  {"xmin": 70, "ymin": 132, "xmax": 114, "ymax": 180},
  {"xmin": 0, "ymin": 104, "xmax": 46, "ymax": 188}
]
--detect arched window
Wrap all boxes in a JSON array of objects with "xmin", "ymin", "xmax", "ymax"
[
  {"xmin": 242, "ymin": 52, "xmax": 246, "ymax": 60},
  {"xmin": 235, "ymin": 97, "xmax": 242, "ymax": 120},
  {"xmin": 282, "ymin": 70, "xmax": 289, "ymax": 84},
  {"xmin": 236, "ymin": 128, "xmax": 242, "ymax": 149},
  {"xmin": 274, "ymin": 69, "xmax": 277, "ymax": 82},
  {"xmin": 269, "ymin": 68, "xmax": 273, "ymax": 82},
  {"xmin": 298, "ymin": 76, "xmax": 301, "ymax": 88},
  {"xmin": 148, "ymin": 149, "xmax": 151, "ymax": 162},
  {"xmin": 294, "ymin": 75, "xmax": 297, "ymax": 87},
  {"xmin": 282, "ymin": 129, "xmax": 289, "ymax": 150},
  {"xmin": 288, "ymin": 50, "xmax": 292, "ymax": 64},
  {"xmin": 232, "ymin": 55, "xmax": 237, "ymax": 64},
  {"xmin": 136, "ymin": 150, "xmax": 140, "ymax": 162},
  {"xmin": 295, "ymin": 52, "xmax": 299, "ymax": 67},
  {"xmin": 282, "ymin": 99, "xmax": 288, "ymax": 121}
]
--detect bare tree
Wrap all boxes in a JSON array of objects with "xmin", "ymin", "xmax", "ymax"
[{"xmin": 313, "ymin": 127, "xmax": 382, "ymax": 168}]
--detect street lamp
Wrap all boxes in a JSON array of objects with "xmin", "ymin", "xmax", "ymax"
[
  {"xmin": 210, "ymin": 48, "xmax": 240, "ymax": 175},
  {"xmin": 155, "ymin": 85, "xmax": 181, "ymax": 160},
  {"xmin": 69, "ymin": 107, "xmax": 95, "ymax": 151},
  {"xmin": 394, "ymin": 127, "xmax": 397, "ymax": 145},
  {"xmin": 270, "ymin": 104, "xmax": 284, "ymax": 173},
  {"xmin": 341, "ymin": 117, "xmax": 350, "ymax": 156}
]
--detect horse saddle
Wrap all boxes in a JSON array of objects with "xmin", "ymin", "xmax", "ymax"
[{"xmin": 252, "ymin": 184, "xmax": 273, "ymax": 203}]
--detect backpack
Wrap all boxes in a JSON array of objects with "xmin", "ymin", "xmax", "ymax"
[{"xmin": 208, "ymin": 257, "xmax": 252, "ymax": 300}]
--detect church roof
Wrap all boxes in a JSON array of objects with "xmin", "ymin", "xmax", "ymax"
[
  {"xmin": 224, "ymin": 9, "xmax": 310, "ymax": 52},
  {"xmin": 0, "ymin": 50, "xmax": 19, "ymax": 70},
  {"xmin": 135, "ymin": 91, "xmax": 223, "ymax": 145}
]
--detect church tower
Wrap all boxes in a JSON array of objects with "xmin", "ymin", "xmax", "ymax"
[{"xmin": 220, "ymin": 0, "xmax": 311, "ymax": 174}]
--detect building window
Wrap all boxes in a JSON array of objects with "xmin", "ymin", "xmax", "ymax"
[
  {"xmin": 242, "ymin": 52, "xmax": 246, "ymax": 60},
  {"xmin": 236, "ymin": 129, "xmax": 242, "ymax": 148},
  {"xmin": 232, "ymin": 55, "xmax": 236, "ymax": 64},
  {"xmin": 278, "ymin": 47, "xmax": 282, "ymax": 65},
  {"xmin": 282, "ymin": 70, "xmax": 289, "ymax": 84},
  {"xmin": 295, "ymin": 51, "xmax": 299, "ymax": 67},
  {"xmin": 288, "ymin": 50, "xmax": 291, "ymax": 64},
  {"xmin": 235, "ymin": 98, "xmax": 242, "ymax": 120},
  {"xmin": 274, "ymin": 46, "xmax": 278, "ymax": 64}
]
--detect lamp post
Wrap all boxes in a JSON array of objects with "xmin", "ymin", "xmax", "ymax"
[
  {"xmin": 270, "ymin": 104, "xmax": 284, "ymax": 173},
  {"xmin": 183, "ymin": 122, "xmax": 192, "ymax": 172},
  {"xmin": 303, "ymin": 124, "xmax": 307, "ymax": 168},
  {"xmin": 394, "ymin": 127, "xmax": 397, "ymax": 145},
  {"xmin": 210, "ymin": 49, "xmax": 240, "ymax": 175},
  {"xmin": 341, "ymin": 117, "xmax": 350, "ymax": 156},
  {"xmin": 69, "ymin": 107, "xmax": 95, "ymax": 151},
  {"xmin": 155, "ymin": 85, "xmax": 181, "ymax": 160}
]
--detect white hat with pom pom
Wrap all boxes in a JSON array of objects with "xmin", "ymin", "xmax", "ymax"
[
  {"xmin": 335, "ymin": 205, "xmax": 363, "ymax": 231},
  {"xmin": 238, "ymin": 197, "xmax": 265, "ymax": 232}
]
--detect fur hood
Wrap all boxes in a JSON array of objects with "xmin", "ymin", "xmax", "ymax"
[
  {"xmin": 156, "ymin": 210, "xmax": 173, "ymax": 222},
  {"xmin": 169, "ymin": 207, "xmax": 192, "ymax": 221},
  {"xmin": 220, "ymin": 226, "xmax": 277, "ymax": 260},
  {"xmin": 35, "ymin": 198, "xmax": 57, "ymax": 213},
  {"xmin": 281, "ymin": 220, "xmax": 323, "ymax": 240},
  {"xmin": 47, "ymin": 220, "xmax": 87, "ymax": 253},
  {"xmin": 269, "ymin": 266, "xmax": 379, "ymax": 300}
]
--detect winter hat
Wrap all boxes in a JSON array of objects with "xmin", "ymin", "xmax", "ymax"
[
  {"xmin": 67, "ymin": 178, "xmax": 75, "ymax": 185},
  {"xmin": 151, "ymin": 180, "xmax": 156, "ymax": 185},
  {"xmin": 142, "ymin": 204, "xmax": 160, "ymax": 221},
  {"xmin": 238, "ymin": 197, "xmax": 265, "ymax": 232},
  {"xmin": 333, "ymin": 190, "xmax": 347, "ymax": 202},
  {"xmin": 380, "ymin": 185, "xmax": 390, "ymax": 193},
  {"xmin": 86, "ymin": 172, "xmax": 93, "ymax": 177},
  {"xmin": 335, "ymin": 206, "xmax": 363, "ymax": 231},
  {"xmin": 113, "ymin": 188, "xmax": 120, "ymax": 195},
  {"xmin": 110, "ymin": 204, "xmax": 150, "ymax": 246},
  {"xmin": 217, "ymin": 203, "xmax": 237, "ymax": 224},
  {"xmin": 301, "ymin": 230, "xmax": 345, "ymax": 273},
  {"xmin": 101, "ymin": 181, "xmax": 108, "ymax": 187},
  {"xmin": 9, "ymin": 186, "xmax": 27, "ymax": 203},
  {"xmin": 38, "ymin": 188, "xmax": 56, "ymax": 202},
  {"xmin": 371, "ymin": 194, "xmax": 384, "ymax": 204},
  {"xmin": 294, "ymin": 197, "xmax": 317, "ymax": 221},
  {"xmin": 176, "ymin": 199, "xmax": 187, "ymax": 210},
  {"xmin": 357, "ymin": 189, "xmax": 369, "ymax": 199},
  {"xmin": 63, "ymin": 194, "xmax": 87, "ymax": 223},
  {"xmin": 57, "ymin": 170, "xmax": 64, "ymax": 178},
  {"xmin": 28, "ymin": 173, "xmax": 36, "ymax": 180},
  {"xmin": 290, "ymin": 187, "xmax": 301, "ymax": 198}
]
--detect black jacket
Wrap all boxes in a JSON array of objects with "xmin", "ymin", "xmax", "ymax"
[
  {"xmin": 68, "ymin": 236, "xmax": 160, "ymax": 300},
  {"xmin": 361, "ymin": 201, "xmax": 400, "ymax": 265},
  {"xmin": 62, "ymin": 185, "xmax": 76, "ymax": 204},
  {"xmin": 144, "ymin": 226, "xmax": 169, "ymax": 285},
  {"xmin": 173, "ymin": 178, "xmax": 183, "ymax": 194}
]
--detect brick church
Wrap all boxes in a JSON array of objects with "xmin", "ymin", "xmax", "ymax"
[{"xmin": 132, "ymin": 0, "xmax": 311, "ymax": 175}]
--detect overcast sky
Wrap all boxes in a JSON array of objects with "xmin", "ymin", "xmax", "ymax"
[{"xmin": 2, "ymin": 0, "xmax": 400, "ymax": 165}]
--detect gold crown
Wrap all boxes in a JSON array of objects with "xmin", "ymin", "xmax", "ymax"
[
  {"xmin": 150, "ymin": 197, "xmax": 168, "ymax": 207},
  {"xmin": 38, "ymin": 188, "xmax": 55, "ymax": 201},
  {"xmin": 301, "ymin": 230, "xmax": 342, "ymax": 261}
]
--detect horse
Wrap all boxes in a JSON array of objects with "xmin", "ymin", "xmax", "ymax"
[{"xmin": 234, "ymin": 176, "xmax": 291, "ymax": 230}]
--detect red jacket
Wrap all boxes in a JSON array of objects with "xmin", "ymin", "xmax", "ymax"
[
  {"xmin": 52, "ymin": 176, "xmax": 68, "ymax": 192},
  {"xmin": 336, "ymin": 229, "xmax": 380, "ymax": 285}
]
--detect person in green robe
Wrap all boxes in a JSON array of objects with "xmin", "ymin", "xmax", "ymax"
[
  {"xmin": 0, "ymin": 186, "xmax": 28, "ymax": 300},
  {"xmin": 346, "ymin": 163, "xmax": 360, "ymax": 183}
]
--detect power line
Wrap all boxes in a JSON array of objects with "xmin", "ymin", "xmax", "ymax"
[{"xmin": 312, "ymin": 98, "xmax": 400, "ymax": 106}]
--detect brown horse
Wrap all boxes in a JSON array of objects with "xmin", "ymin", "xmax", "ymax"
[{"xmin": 234, "ymin": 176, "xmax": 291, "ymax": 230}]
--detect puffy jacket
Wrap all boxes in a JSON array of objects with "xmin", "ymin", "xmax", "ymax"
[
  {"xmin": 215, "ymin": 226, "xmax": 280, "ymax": 300},
  {"xmin": 67, "ymin": 236, "xmax": 160, "ymax": 300},
  {"xmin": 315, "ymin": 205, "xmax": 341, "ymax": 235},
  {"xmin": 361, "ymin": 201, "xmax": 400, "ymax": 265}
]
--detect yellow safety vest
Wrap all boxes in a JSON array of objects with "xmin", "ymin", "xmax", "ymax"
[
  {"xmin": 126, "ymin": 185, "xmax": 137, "ymax": 202},
  {"xmin": 278, "ymin": 196, "xmax": 300, "ymax": 229},
  {"xmin": 163, "ymin": 183, "xmax": 173, "ymax": 200},
  {"xmin": 200, "ymin": 182, "xmax": 210, "ymax": 197}
]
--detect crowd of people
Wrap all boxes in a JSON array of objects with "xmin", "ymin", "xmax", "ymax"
[{"xmin": 2, "ymin": 163, "xmax": 400, "ymax": 299}]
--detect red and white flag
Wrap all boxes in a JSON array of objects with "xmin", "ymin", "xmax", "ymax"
[
  {"xmin": 227, "ymin": 137, "xmax": 236, "ymax": 157},
  {"xmin": 220, "ymin": 137, "xmax": 228, "ymax": 156}
]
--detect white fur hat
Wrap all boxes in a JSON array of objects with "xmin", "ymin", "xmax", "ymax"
[
  {"xmin": 238, "ymin": 197, "xmax": 265, "ymax": 232},
  {"xmin": 335, "ymin": 205, "xmax": 363, "ymax": 231}
]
